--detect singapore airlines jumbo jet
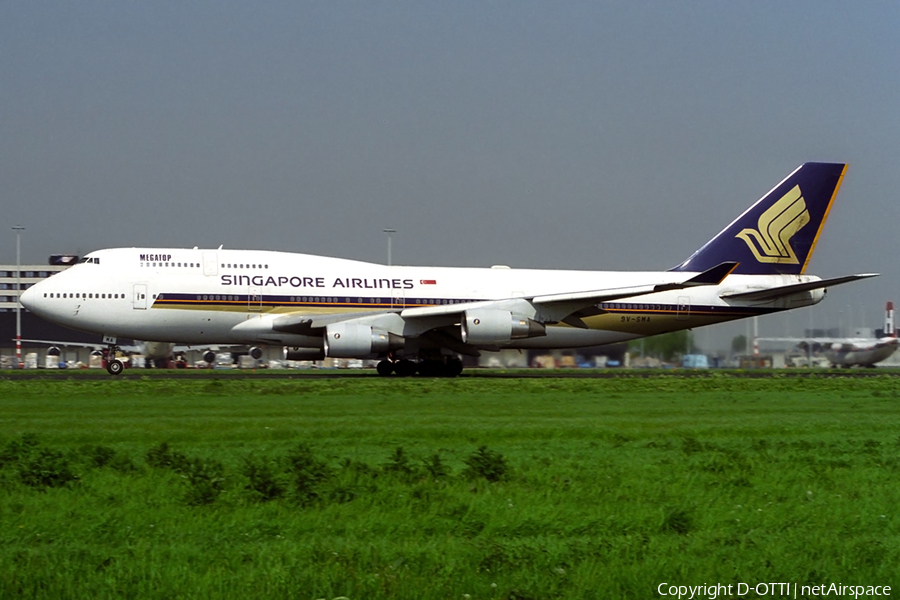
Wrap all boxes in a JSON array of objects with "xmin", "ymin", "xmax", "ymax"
[{"xmin": 21, "ymin": 163, "xmax": 875, "ymax": 376}]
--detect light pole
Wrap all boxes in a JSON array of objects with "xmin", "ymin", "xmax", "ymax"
[
  {"xmin": 12, "ymin": 226, "xmax": 24, "ymax": 368},
  {"xmin": 752, "ymin": 316, "xmax": 759, "ymax": 366},
  {"xmin": 383, "ymin": 229, "xmax": 396, "ymax": 266}
]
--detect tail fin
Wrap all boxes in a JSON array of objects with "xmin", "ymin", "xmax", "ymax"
[{"xmin": 671, "ymin": 162, "xmax": 848, "ymax": 275}]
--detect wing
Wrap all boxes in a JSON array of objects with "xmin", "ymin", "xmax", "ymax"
[
  {"xmin": 270, "ymin": 262, "xmax": 736, "ymax": 330},
  {"xmin": 233, "ymin": 262, "xmax": 737, "ymax": 346}
]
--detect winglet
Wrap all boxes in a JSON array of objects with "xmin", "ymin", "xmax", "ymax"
[{"xmin": 654, "ymin": 262, "xmax": 738, "ymax": 292}]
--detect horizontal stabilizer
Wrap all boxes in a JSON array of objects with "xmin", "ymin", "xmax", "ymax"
[{"xmin": 721, "ymin": 273, "xmax": 878, "ymax": 302}]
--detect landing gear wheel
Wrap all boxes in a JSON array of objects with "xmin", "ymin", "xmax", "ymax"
[
  {"xmin": 394, "ymin": 360, "xmax": 418, "ymax": 377},
  {"xmin": 417, "ymin": 360, "xmax": 441, "ymax": 377},
  {"xmin": 415, "ymin": 358, "xmax": 463, "ymax": 377},
  {"xmin": 376, "ymin": 360, "xmax": 394, "ymax": 376},
  {"xmin": 446, "ymin": 358, "xmax": 463, "ymax": 377},
  {"xmin": 107, "ymin": 359, "xmax": 124, "ymax": 376}
]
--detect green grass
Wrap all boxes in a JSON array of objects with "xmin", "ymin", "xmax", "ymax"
[{"xmin": 1, "ymin": 375, "xmax": 899, "ymax": 599}]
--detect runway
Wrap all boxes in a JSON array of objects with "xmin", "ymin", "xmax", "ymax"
[{"xmin": 3, "ymin": 368, "xmax": 900, "ymax": 381}]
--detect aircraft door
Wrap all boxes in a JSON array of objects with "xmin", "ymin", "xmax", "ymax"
[
  {"xmin": 133, "ymin": 284, "xmax": 148, "ymax": 310},
  {"xmin": 391, "ymin": 289, "xmax": 404, "ymax": 310},
  {"xmin": 248, "ymin": 286, "xmax": 262, "ymax": 312},
  {"xmin": 203, "ymin": 252, "xmax": 218, "ymax": 277},
  {"xmin": 676, "ymin": 296, "xmax": 690, "ymax": 321}
]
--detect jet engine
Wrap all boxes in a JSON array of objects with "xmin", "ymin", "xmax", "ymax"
[
  {"xmin": 203, "ymin": 350, "xmax": 216, "ymax": 364},
  {"xmin": 460, "ymin": 309, "xmax": 546, "ymax": 344},
  {"xmin": 249, "ymin": 346, "xmax": 263, "ymax": 360},
  {"xmin": 323, "ymin": 323, "xmax": 404, "ymax": 358}
]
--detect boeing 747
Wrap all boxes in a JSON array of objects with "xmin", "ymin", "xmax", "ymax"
[{"xmin": 20, "ymin": 163, "xmax": 876, "ymax": 376}]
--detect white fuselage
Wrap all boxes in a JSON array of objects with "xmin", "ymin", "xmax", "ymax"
[{"xmin": 21, "ymin": 248, "xmax": 825, "ymax": 352}]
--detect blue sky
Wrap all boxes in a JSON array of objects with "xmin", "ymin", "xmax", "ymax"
[{"xmin": 3, "ymin": 2, "xmax": 899, "ymax": 348}]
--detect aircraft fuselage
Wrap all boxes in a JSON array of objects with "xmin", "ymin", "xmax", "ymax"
[{"xmin": 22, "ymin": 247, "xmax": 824, "ymax": 352}]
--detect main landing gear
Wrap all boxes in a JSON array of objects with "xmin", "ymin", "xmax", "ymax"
[{"xmin": 376, "ymin": 357, "xmax": 463, "ymax": 378}]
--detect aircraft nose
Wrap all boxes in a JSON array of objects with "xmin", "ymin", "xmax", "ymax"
[{"xmin": 19, "ymin": 285, "xmax": 37, "ymax": 310}]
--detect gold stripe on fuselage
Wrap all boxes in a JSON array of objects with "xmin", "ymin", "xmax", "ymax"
[{"xmin": 581, "ymin": 311, "xmax": 740, "ymax": 335}]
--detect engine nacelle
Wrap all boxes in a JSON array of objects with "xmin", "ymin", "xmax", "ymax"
[
  {"xmin": 284, "ymin": 347, "xmax": 325, "ymax": 361},
  {"xmin": 461, "ymin": 309, "xmax": 546, "ymax": 344},
  {"xmin": 203, "ymin": 350, "xmax": 216, "ymax": 364},
  {"xmin": 249, "ymin": 346, "xmax": 263, "ymax": 360},
  {"xmin": 323, "ymin": 323, "xmax": 404, "ymax": 358}
]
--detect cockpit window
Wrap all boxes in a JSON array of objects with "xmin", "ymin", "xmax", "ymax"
[{"xmin": 80, "ymin": 257, "xmax": 100, "ymax": 264}]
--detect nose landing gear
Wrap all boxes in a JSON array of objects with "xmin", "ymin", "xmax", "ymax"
[
  {"xmin": 103, "ymin": 344, "xmax": 125, "ymax": 376},
  {"xmin": 107, "ymin": 357, "xmax": 125, "ymax": 375}
]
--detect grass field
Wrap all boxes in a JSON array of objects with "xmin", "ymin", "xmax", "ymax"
[{"xmin": 1, "ymin": 374, "xmax": 899, "ymax": 599}]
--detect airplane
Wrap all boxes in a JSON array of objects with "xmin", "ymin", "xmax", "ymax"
[
  {"xmin": 20, "ymin": 162, "xmax": 877, "ymax": 377},
  {"xmin": 824, "ymin": 337, "xmax": 900, "ymax": 368},
  {"xmin": 758, "ymin": 302, "xmax": 900, "ymax": 368}
]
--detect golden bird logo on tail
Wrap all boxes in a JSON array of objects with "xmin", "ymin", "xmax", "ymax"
[{"xmin": 735, "ymin": 185, "xmax": 810, "ymax": 264}]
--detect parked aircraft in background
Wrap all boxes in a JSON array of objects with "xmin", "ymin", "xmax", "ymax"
[
  {"xmin": 823, "ymin": 337, "xmax": 900, "ymax": 368},
  {"xmin": 760, "ymin": 302, "xmax": 900, "ymax": 368},
  {"xmin": 20, "ymin": 163, "xmax": 876, "ymax": 376},
  {"xmin": 19, "ymin": 338, "xmax": 258, "ymax": 369}
]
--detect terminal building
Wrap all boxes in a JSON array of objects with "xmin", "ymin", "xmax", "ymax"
[
  {"xmin": 0, "ymin": 262, "xmax": 69, "ymax": 312},
  {"xmin": 0, "ymin": 256, "xmax": 119, "ymax": 367}
]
